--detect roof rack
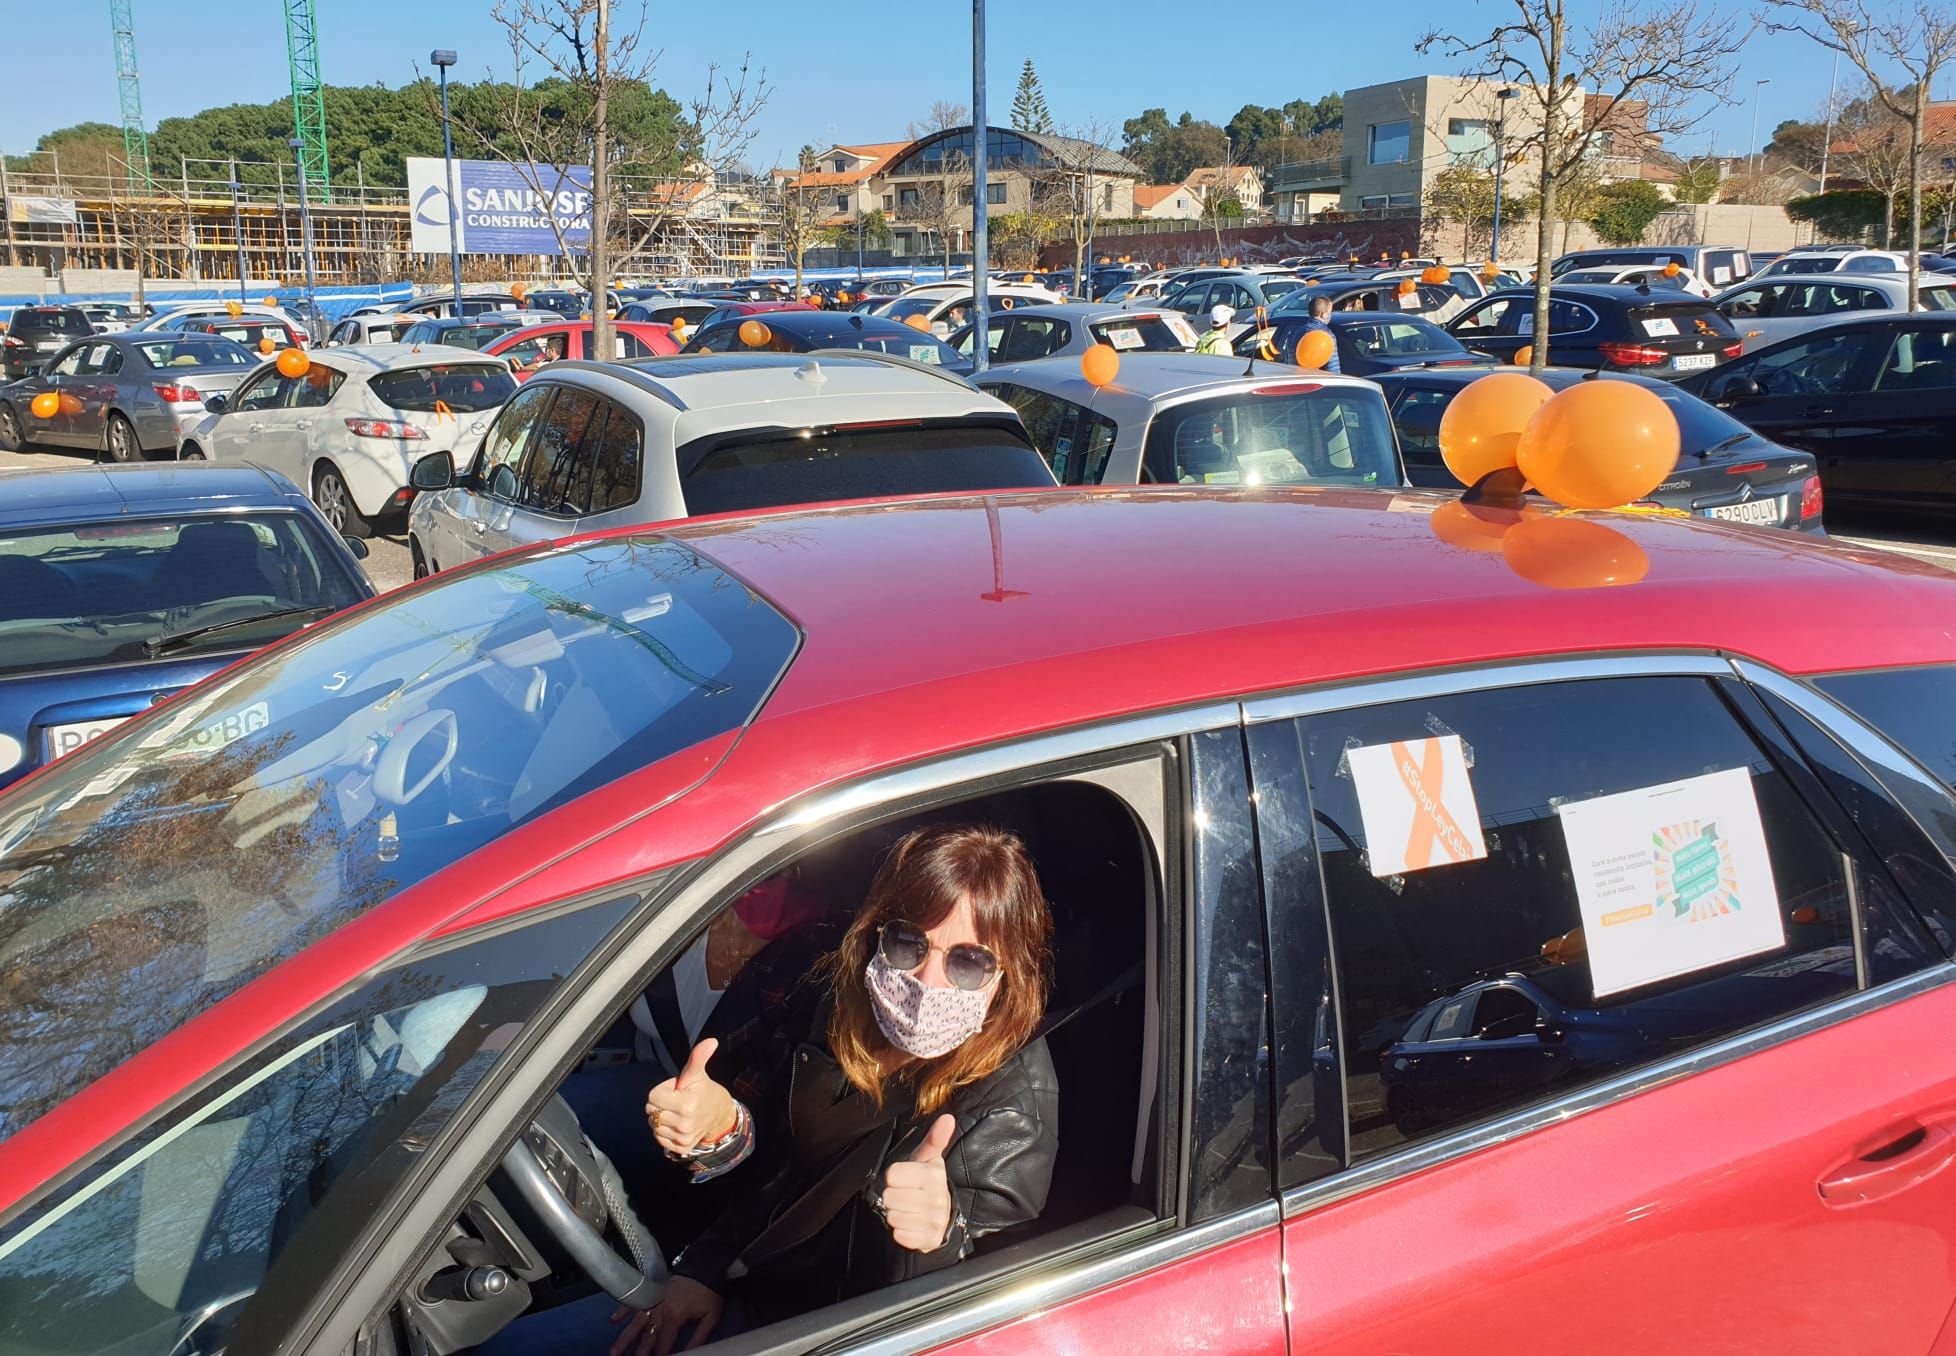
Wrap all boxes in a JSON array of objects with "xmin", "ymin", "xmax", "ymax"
[{"xmin": 541, "ymin": 358, "xmax": 687, "ymax": 410}]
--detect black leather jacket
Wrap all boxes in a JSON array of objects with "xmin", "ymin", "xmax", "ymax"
[{"xmin": 671, "ymin": 930, "xmax": 1059, "ymax": 1323}]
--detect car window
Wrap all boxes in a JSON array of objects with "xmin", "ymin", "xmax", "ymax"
[
  {"xmin": 1286, "ymin": 675, "xmax": 1887, "ymax": 1160},
  {"xmin": 229, "ymin": 369, "xmax": 286, "ymax": 413},
  {"xmin": 680, "ymin": 423, "xmax": 1055, "ymax": 516},
  {"xmin": 1146, "ymin": 386, "xmax": 1401, "ymax": 488},
  {"xmin": 520, "ymin": 386, "xmax": 604, "ymax": 513},
  {"xmin": 617, "ymin": 331, "xmax": 658, "ymax": 359},
  {"xmin": 989, "ymin": 383, "xmax": 1087, "ymax": 480},
  {"xmin": 368, "ymin": 363, "xmax": 514, "ymax": 413},
  {"xmin": 1815, "ymin": 665, "xmax": 1956, "ymax": 791},
  {"xmin": 584, "ymin": 401, "xmax": 643, "ymax": 512},
  {"xmin": 1923, "ymin": 287, "xmax": 1956, "ymax": 312},
  {"xmin": 79, "ymin": 343, "xmax": 121, "ymax": 375},
  {"xmin": 1350, "ymin": 320, "xmax": 1455, "ymax": 357},
  {"xmin": 286, "ymin": 365, "xmax": 347, "ymax": 409},
  {"xmin": 476, "ymin": 383, "xmax": 553, "ymax": 498},
  {"xmin": 1091, "ymin": 315, "xmax": 1191, "ymax": 352},
  {"xmin": 685, "ymin": 322, "xmax": 743, "ymax": 353},
  {"xmin": 1386, "ymin": 385, "xmax": 1450, "ymax": 460},
  {"xmin": 1450, "ymin": 297, "xmax": 1514, "ymax": 334},
  {"xmin": 1873, "ymin": 326, "xmax": 1956, "ymax": 391},
  {"xmin": 1842, "ymin": 255, "xmax": 1898, "ymax": 273},
  {"xmin": 1725, "ymin": 328, "xmax": 1884, "ymax": 395},
  {"xmin": 330, "ymin": 321, "xmax": 358, "ymax": 344},
  {"xmin": 998, "ymin": 317, "xmax": 1069, "ymax": 361},
  {"xmin": 46, "ymin": 347, "xmax": 88, "ymax": 377},
  {"xmin": 135, "ymin": 339, "xmax": 253, "ymax": 369}
]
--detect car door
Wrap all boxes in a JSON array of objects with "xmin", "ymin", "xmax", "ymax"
[
  {"xmin": 1703, "ymin": 326, "xmax": 1889, "ymax": 486},
  {"xmin": 68, "ymin": 341, "xmax": 120, "ymax": 448},
  {"xmin": 1249, "ymin": 660, "xmax": 1956, "ymax": 1355},
  {"xmin": 1849, "ymin": 324, "xmax": 1956, "ymax": 509},
  {"xmin": 1446, "ymin": 295, "xmax": 1522, "ymax": 360},
  {"xmin": 424, "ymin": 381, "xmax": 555, "ymax": 566},
  {"xmin": 497, "ymin": 385, "xmax": 607, "ymax": 549},
  {"xmin": 34, "ymin": 344, "xmax": 91, "ymax": 445}
]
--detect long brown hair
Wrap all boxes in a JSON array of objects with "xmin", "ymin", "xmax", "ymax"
[{"xmin": 824, "ymin": 824, "xmax": 1052, "ymax": 1115}]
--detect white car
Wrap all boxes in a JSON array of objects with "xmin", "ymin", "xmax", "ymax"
[
  {"xmin": 1712, "ymin": 271, "xmax": 1956, "ymax": 349},
  {"xmin": 1554, "ymin": 263, "xmax": 1717, "ymax": 299},
  {"xmin": 178, "ymin": 343, "xmax": 516, "ymax": 538},
  {"xmin": 1752, "ymin": 248, "xmax": 1910, "ymax": 279},
  {"xmin": 879, "ymin": 283, "xmax": 1064, "ymax": 337},
  {"xmin": 134, "ymin": 303, "xmax": 310, "ymax": 344}
]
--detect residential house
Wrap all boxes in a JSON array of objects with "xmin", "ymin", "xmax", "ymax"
[
  {"xmin": 778, "ymin": 141, "xmax": 909, "ymax": 228},
  {"xmin": 1184, "ymin": 165, "xmax": 1265, "ymax": 215},
  {"xmin": 1134, "ymin": 184, "xmax": 1203, "ymax": 220}
]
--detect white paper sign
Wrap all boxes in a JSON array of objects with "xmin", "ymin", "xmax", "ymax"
[
  {"xmin": 1103, "ymin": 325, "xmax": 1145, "ymax": 350},
  {"xmin": 1556, "ymin": 767, "xmax": 1786, "ymax": 998},
  {"xmin": 1348, "ymin": 735, "xmax": 1489, "ymax": 877},
  {"xmin": 1642, "ymin": 317, "xmax": 1680, "ymax": 337}
]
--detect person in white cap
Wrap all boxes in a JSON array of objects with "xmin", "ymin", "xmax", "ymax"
[{"xmin": 1195, "ymin": 302, "xmax": 1235, "ymax": 355}]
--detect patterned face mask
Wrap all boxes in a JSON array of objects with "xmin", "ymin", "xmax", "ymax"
[{"xmin": 865, "ymin": 952, "xmax": 996, "ymax": 1059}]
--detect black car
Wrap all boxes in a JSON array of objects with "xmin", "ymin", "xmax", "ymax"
[
  {"xmin": 678, "ymin": 308, "xmax": 972, "ymax": 375},
  {"xmin": 1270, "ymin": 278, "xmax": 1460, "ymax": 321},
  {"xmin": 1374, "ymin": 366, "xmax": 1825, "ymax": 533},
  {"xmin": 525, "ymin": 289, "xmax": 586, "ymax": 318},
  {"xmin": 615, "ymin": 298, "xmax": 718, "ymax": 328},
  {"xmin": 2, "ymin": 307, "xmax": 94, "ymax": 378},
  {"xmin": 1446, "ymin": 284, "xmax": 1741, "ymax": 379},
  {"xmin": 1233, "ymin": 312, "xmax": 1485, "ymax": 376},
  {"xmin": 1674, "ymin": 313, "xmax": 1956, "ymax": 516}
]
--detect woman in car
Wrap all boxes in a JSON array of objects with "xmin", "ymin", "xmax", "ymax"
[{"xmin": 619, "ymin": 824, "xmax": 1060, "ymax": 1352}]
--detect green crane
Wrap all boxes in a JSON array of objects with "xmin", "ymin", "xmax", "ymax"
[
  {"xmin": 108, "ymin": 0, "xmax": 151, "ymax": 190},
  {"xmin": 284, "ymin": 0, "xmax": 331, "ymax": 203}
]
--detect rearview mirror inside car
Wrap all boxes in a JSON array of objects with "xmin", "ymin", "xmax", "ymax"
[
  {"xmin": 203, "ymin": 393, "xmax": 227, "ymax": 414},
  {"xmin": 410, "ymin": 451, "xmax": 455, "ymax": 492},
  {"xmin": 1712, "ymin": 374, "xmax": 1762, "ymax": 403}
]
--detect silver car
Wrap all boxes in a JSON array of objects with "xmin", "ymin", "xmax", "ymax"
[
  {"xmin": 1712, "ymin": 272, "xmax": 1956, "ymax": 351},
  {"xmin": 0, "ymin": 332, "xmax": 260, "ymax": 462},
  {"xmin": 947, "ymin": 302, "xmax": 1199, "ymax": 362}
]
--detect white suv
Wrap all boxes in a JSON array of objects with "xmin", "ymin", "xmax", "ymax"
[{"xmin": 406, "ymin": 350, "xmax": 1056, "ymax": 577}]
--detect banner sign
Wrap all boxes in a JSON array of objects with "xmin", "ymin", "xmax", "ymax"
[
  {"xmin": 10, "ymin": 196, "xmax": 78, "ymax": 225},
  {"xmin": 405, "ymin": 157, "xmax": 591, "ymax": 256}
]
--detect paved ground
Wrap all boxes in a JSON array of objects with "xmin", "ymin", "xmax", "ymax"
[{"xmin": 3, "ymin": 442, "xmax": 1951, "ymax": 597}]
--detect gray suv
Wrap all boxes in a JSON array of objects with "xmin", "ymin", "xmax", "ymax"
[{"xmin": 2, "ymin": 307, "xmax": 94, "ymax": 379}]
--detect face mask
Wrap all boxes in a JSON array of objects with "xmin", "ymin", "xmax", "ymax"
[{"xmin": 865, "ymin": 952, "xmax": 995, "ymax": 1060}]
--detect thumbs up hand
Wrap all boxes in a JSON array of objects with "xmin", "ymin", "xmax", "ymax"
[
  {"xmin": 645, "ymin": 1037, "xmax": 735, "ymax": 1156},
  {"xmin": 882, "ymin": 1113, "xmax": 957, "ymax": 1253}
]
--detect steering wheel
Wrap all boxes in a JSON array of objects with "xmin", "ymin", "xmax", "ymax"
[{"xmin": 497, "ymin": 1095, "xmax": 668, "ymax": 1310}]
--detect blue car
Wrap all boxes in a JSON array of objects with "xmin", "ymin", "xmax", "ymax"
[{"xmin": 0, "ymin": 463, "xmax": 375, "ymax": 789}]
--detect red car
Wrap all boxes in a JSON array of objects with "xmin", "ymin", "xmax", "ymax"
[
  {"xmin": 483, "ymin": 320, "xmax": 681, "ymax": 379},
  {"xmin": 6, "ymin": 489, "xmax": 1956, "ymax": 1355}
]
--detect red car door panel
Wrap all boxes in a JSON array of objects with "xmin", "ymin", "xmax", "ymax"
[{"xmin": 1285, "ymin": 975, "xmax": 1956, "ymax": 1355}]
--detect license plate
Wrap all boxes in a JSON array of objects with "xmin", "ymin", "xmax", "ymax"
[
  {"xmin": 1706, "ymin": 496, "xmax": 1784, "ymax": 525},
  {"xmin": 43, "ymin": 699, "xmax": 269, "ymax": 762},
  {"xmin": 1673, "ymin": 353, "xmax": 1715, "ymax": 371},
  {"xmin": 43, "ymin": 716, "xmax": 131, "ymax": 760},
  {"xmin": 35, "ymin": 340, "xmax": 61, "ymax": 351}
]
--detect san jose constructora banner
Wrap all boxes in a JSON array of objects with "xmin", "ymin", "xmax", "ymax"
[{"xmin": 406, "ymin": 157, "xmax": 593, "ymax": 256}]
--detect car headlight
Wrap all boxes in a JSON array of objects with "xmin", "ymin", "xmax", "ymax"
[{"xmin": 0, "ymin": 732, "xmax": 23, "ymax": 774}]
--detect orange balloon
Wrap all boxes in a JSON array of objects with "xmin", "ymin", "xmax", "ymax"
[
  {"xmin": 258, "ymin": 337, "xmax": 277, "ymax": 354},
  {"xmin": 1662, "ymin": 262, "xmax": 1681, "ymax": 277},
  {"xmin": 511, "ymin": 282, "xmax": 528, "ymax": 300},
  {"xmin": 1400, "ymin": 251, "xmax": 1411, "ymax": 260},
  {"xmin": 1081, "ymin": 342, "xmax": 1119, "ymax": 387},
  {"xmin": 261, "ymin": 295, "xmax": 277, "ymax": 307},
  {"xmin": 904, "ymin": 313, "xmax": 931, "ymax": 330},
  {"xmin": 738, "ymin": 318, "xmax": 772, "ymax": 347},
  {"xmin": 1512, "ymin": 345, "xmax": 1534, "ymax": 366},
  {"xmin": 1430, "ymin": 499, "xmax": 1541, "ymax": 553},
  {"xmin": 225, "ymin": 300, "xmax": 243, "ymax": 318},
  {"xmin": 29, "ymin": 391, "xmax": 58, "ymax": 419},
  {"xmin": 671, "ymin": 318, "xmax": 691, "ymax": 341},
  {"xmin": 1502, "ymin": 516, "xmax": 1650, "ymax": 589},
  {"xmin": 1436, "ymin": 372, "xmax": 1554, "ymax": 487},
  {"xmin": 1305, "ymin": 277, "xmax": 1319, "ymax": 286},
  {"xmin": 1421, "ymin": 265, "xmax": 1451, "ymax": 285},
  {"xmin": 58, "ymin": 393, "xmax": 82, "ymax": 416},
  {"xmin": 1481, "ymin": 260, "xmax": 1501, "ymax": 279},
  {"xmin": 1396, "ymin": 279, "xmax": 1418, "ymax": 296},
  {"xmin": 1023, "ymin": 273, "xmax": 1037, "ymax": 284},
  {"xmin": 1516, "ymin": 380, "xmax": 1681, "ymax": 509},
  {"xmin": 276, "ymin": 346, "xmax": 311, "ymax": 378},
  {"xmin": 1295, "ymin": 328, "xmax": 1336, "ymax": 370}
]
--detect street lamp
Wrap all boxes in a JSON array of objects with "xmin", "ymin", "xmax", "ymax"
[
  {"xmin": 1491, "ymin": 87, "xmax": 1518, "ymax": 265},
  {"xmin": 288, "ymin": 136, "xmax": 318, "ymax": 336},
  {"xmin": 431, "ymin": 49, "xmax": 464, "ymax": 314},
  {"xmin": 1750, "ymin": 78, "xmax": 1771, "ymax": 173}
]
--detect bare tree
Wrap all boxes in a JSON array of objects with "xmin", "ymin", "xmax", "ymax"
[
  {"xmin": 1766, "ymin": 0, "xmax": 1956, "ymax": 309},
  {"xmin": 775, "ymin": 149, "xmax": 826, "ymax": 299},
  {"xmin": 1836, "ymin": 95, "xmax": 1916, "ymax": 243},
  {"xmin": 1419, "ymin": 1, "xmax": 1747, "ymax": 373},
  {"xmin": 440, "ymin": 0, "xmax": 767, "ymax": 358},
  {"xmin": 1042, "ymin": 120, "xmax": 1119, "ymax": 286},
  {"xmin": 905, "ymin": 151, "xmax": 973, "ymax": 275},
  {"xmin": 908, "ymin": 101, "xmax": 970, "ymax": 141}
]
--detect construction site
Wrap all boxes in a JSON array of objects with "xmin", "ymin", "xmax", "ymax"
[{"xmin": 0, "ymin": 0, "xmax": 785, "ymax": 299}]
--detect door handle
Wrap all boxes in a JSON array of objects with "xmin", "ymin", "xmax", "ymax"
[
  {"xmin": 1819, "ymin": 1123, "xmax": 1956, "ymax": 1207},
  {"xmin": 293, "ymin": 419, "xmax": 311, "ymax": 429},
  {"xmin": 1803, "ymin": 404, "xmax": 1835, "ymax": 418},
  {"xmin": 247, "ymin": 422, "xmax": 266, "ymax": 433}
]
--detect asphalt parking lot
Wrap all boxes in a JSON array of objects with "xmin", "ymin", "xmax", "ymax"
[{"xmin": 3, "ymin": 442, "xmax": 1952, "ymax": 595}]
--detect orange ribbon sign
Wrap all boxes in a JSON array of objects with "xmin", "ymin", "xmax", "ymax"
[
  {"xmin": 432, "ymin": 399, "xmax": 454, "ymax": 424},
  {"xmin": 1390, "ymin": 739, "xmax": 1478, "ymax": 871}
]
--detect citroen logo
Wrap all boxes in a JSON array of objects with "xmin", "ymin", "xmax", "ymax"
[{"xmin": 1739, "ymin": 482, "xmax": 1754, "ymax": 502}]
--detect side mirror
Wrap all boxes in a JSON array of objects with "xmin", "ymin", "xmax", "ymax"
[
  {"xmin": 341, "ymin": 535, "xmax": 370, "ymax": 559},
  {"xmin": 487, "ymin": 462, "xmax": 520, "ymax": 500},
  {"xmin": 1534, "ymin": 1018, "xmax": 1567, "ymax": 1044},
  {"xmin": 1712, "ymin": 374, "xmax": 1762, "ymax": 403},
  {"xmin": 203, "ymin": 393, "xmax": 228, "ymax": 414},
  {"xmin": 410, "ymin": 451, "xmax": 455, "ymax": 491}
]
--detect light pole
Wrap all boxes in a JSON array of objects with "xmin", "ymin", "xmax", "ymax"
[
  {"xmin": 431, "ymin": 49, "xmax": 464, "ymax": 313},
  {"xmin": 229, "ymin": 175, "xmax": 248, "ymax": 306},
  {"xmin": 1749, "ymin": 79, "xmax": 1771, "ymax": 173},
  {"xmin": 288, "ymin": 136, "xmax": 318, "ymax": 337},
  {"xmin": 970, "ymin": 0, "xmax": 989, "ymax": 372},
  {"xmin": 1491, "ymin": 86, "xmax": 1517, "ymax": 264},
  {"xmin": 1819, "ymin": 52, "xmax": 1842, "ymax": 193}
]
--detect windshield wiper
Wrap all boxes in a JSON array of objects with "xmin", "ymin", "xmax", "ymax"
[
  {"xmin": 1699, "ymin": 432, "xmax": 1754, "ymax": 458},
  {"xmin": 143, "ymin": 604, "xmax": 338, "ymax": 657}
]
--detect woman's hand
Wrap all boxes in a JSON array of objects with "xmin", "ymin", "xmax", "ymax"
[
  {"xmin": 645, "ymin": 1038, "xmax": 735, "ymax": 1156},
  {"xmin": 882, "ymin": 1113, "xmax": 957, "ymax": 1252},
  {"xmin": 608, "ymin": 1276, "xmax": 724, "ymax": 1356}
]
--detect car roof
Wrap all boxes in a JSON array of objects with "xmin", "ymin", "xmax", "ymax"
[
  {"xmin": 1483, "ymin": 283, "xmax": 1708, "ymax": 303},
  {"xmin": 977, "ymin": 350, "xmax": 1377, "ymax": 403},
  {"xmin": 0, "ymin": 462, "xmax": 304, "ymax": 527},
  {"xmin": 736, "ymin": 310, "xmax": 940, "ymax": 338},
  {"xmin": 1372, "ymin": 365, "xmax": 1678, "ymax": 391},
  {"xmin": 313, "ymin": 342, "xmax": 508, "ymax": 370},
  {"xmin": 545, "ymin": 351, "xmax": 990, "ymax": 414},
  {"xmin": 974, "ymin": 302, "xmax": 1171, "ymax": 323}
]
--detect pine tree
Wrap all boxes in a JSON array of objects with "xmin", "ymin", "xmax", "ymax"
[{"xmin": 1010, "ymin": 59, "xmax": 1054, "ymax": 135}]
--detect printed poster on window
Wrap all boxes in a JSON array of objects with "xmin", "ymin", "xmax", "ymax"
[
  {"xmin": 1348, "ymin": 735, "xmax": 1488, "ymax": 877},
  {"xmin": 1555, "ymin": 767, "xmax": 1786, "ymax": 998}
]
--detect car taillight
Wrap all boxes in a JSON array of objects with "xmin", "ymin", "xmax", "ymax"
[
  {"xmin": 1800, "ymin": 474, "xmax": 1824, "ymax": 519},
  {"xmin": 1596, "ymin": 342, "xmax": 1670, "ymax": 366},
  {"xmin": 1721, "ymin": 341, "xmax": 1743, "ymax": 358},
  {"xmin": 1250, "ymin": 381, "xmax": 1325, "ymax": 394},
  {"xmin": 2, "ymin": 336, "xmax": 21, "ymax": 348},
  {"xmin": 152, "ymin": 382, "xmax": 201, "ymax": 404},
  {"xmin": 344, "ymin": 417, "xmax": 427, "ymax": 439}
]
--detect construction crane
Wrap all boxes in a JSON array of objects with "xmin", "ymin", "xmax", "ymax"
[
  {"xmin": 108, "ymin": 0, "xmax": 151, "ymax": 190},
  {"xmin": 284, "ymin": 0, "xmax": 331, "ymax": 204}
]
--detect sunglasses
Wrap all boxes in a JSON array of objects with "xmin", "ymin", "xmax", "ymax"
[{"xmin": 877, "ymin": 920, "xmax": 1000, "ymax": 992}]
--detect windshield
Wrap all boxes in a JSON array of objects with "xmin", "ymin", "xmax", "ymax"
[
  {"xmin": 439, "ymin": 323, "xmax": 522, "ymax": 350},
  {"xmin": 1761, "ymin": 257, "xmax": 1839, "ymax": 276},
  {"xmin": 18, "ymin": 310, "xmax": 92, "ymax": 335},
  {"xmin": 194, "ymin": 320, "xmax": 293, "ymax": 348},
  {"xmin": 881, "ymin": 297, "xmax": 941, "ymax": 322},
  {"xmin": 367, "ymin": 363, "xmax": 516, "ymax": 413},
  {"xmin": 1091, "ymin": 314, "xmax": 1193, "ymax": 351},
  {"xmin": 134, "ymin": 339, "xmax": 254, "ymax": 368},
  {"xmin": 0, "ymin": 513, "xmax": 368, "ymax": 677},
  {"xmin": 0, "ymin": 535, "xmax": 797, "ymax": 1139},
  {"xmin": 823, "ymin": 331, "xmax": 961, "ymax": 365},
  {"xmin": 680, "ymin": 422, "xmax": 1056, "ymax": 516},
  {"xmin": 1145, "ymin": 386, "xmax": 1403, "ymax": 488}
]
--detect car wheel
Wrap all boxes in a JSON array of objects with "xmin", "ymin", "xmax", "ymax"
[
  {"xmin": 0, "ymin": 403, "xmax": 21, "ymax": 452},
  {"xmin": 411, "ymin": 539, "xmax": 431, "ymax": 580},
  {"xmin": 313, "ymin": 462, "xmax": 373, "ymax": 539},
  {"xmin": 179, "ymin": 443, "xmax": 207, "ymax": 461},
  {"xmin": 105, "ymin": 413, "xmax": 141, "ymax": 463}
]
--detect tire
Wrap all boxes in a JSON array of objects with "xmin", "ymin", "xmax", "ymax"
[
  {"xmin": 313, "ymin": 462, "xmax": 373, "ymax": 539},
  {"xmin": 0, "ymin": 403, "xmax": 21, "ymax": 453},
  {"xmin": 105, "ymin": 413, "xmax": 142, "ymax": 464},
  {"xmin": 179, "ymin": 443, "xmax": 207, "ymax": 461},
  {"xmin": 410, "ymin": 539, "xmax": 431, "ymax": 580}
]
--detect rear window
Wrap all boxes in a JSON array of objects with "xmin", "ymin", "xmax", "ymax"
[
  {"xmin": 13, "ymin": 309, "xmax": 90, "ymax": 335},
  {"xmin": 680, "ymin": 421, "xmax": 1056, "ymax": 516},
  {"xmin": 1815, "ymin": 666, "xmax": 1956, "ymax": 790},
  {"xmin": 368, "ymin": 363, "xmax": 515, "ymax": 413},
  {"xmin": 194, "ymin": 320, "xmax": 296, "ymax": 348},
  {"xmin": 440, "ymin": 322, "xmax": 522, "ymax": 350},
  {"xmin": 882, "ymin": 297, "xmax": 940, "ymax": 323},
  {"xmin": 135, "ymin": 339, "xmax": 254, "ymax": 368},
  {"xmin": 1765, "ymin": 257, "xmax": 1839, "ymax": 275},
  {"xmin": 1628, "ymin": 303, "xmax": 1736, "ymax": 339},
  {"xmin": 1922, "ymin": 288, "xmax": 1956, "ymax": 312},
  {"xmin": 0, "ymin": 536, "xmax": 798, "ymax": 1137},
  {"xmin": 0, "ymin": 512, "xmax": 367, "ymax": 678},
  {"xmin": 1339, "ymin": 318, "xmax": 1467, "ymax": 358},
  {"xmin": 1145, "ymin": 386, "xmax": 1403, "ymax": 488},
  {"xmin": 1091, "ymin": 314, "xmax": 1193, "ymax": 352}
]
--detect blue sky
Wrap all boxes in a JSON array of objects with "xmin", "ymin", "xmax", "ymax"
[{"xmin": 0, "ymin": 1, "xmax": 1919, "ymax": 171}]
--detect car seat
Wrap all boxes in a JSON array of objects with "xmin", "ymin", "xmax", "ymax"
[{"xmin": 163, "ymin": 522, "xmax": 274, "ymax": 607}]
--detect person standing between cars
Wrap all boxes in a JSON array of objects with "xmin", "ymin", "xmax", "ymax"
[
  {"xmin": 1196, "ymin": 303, "xmax": 1235, "ymax": 355},
  {"xmin": 615, "ymin": 825, "xmax": 1059, "ymax": 1353},
  {"xmin": 1299, "ymin": 294, "xmax": 1341, "ymax": 373}
]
